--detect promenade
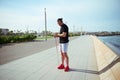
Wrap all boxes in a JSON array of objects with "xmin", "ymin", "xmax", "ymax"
[{"xmin": 0, "ymin": 36, "xmax": 119, "ymax": 80}]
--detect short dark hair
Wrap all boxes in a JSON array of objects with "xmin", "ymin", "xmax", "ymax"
[{"xmin": 57, "ymin": 18, "xmax": 63, "ymax": 22}]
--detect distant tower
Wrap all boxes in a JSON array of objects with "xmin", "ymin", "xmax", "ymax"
[
  {"xmin": 73, "ymin": 25, "xmax": 75, "ymax": 33},
  {"xmin": 81, "ymin": 26, "xmax": 82, "ymax": 36}
]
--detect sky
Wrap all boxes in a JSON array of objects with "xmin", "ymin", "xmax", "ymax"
[{"xmin": 0, "ymin": 0, "xmax": 120, "ymax": 32}]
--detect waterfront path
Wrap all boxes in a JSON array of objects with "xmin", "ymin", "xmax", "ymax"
[
  {"xmin": 0, "ymin": 37, "xmax": 77, "ymax": 65},
  {"xmin": 0, "ymin": 36, "xmax": 119, "ymax": 80}
]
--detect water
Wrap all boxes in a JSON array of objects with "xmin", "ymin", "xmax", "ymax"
[{"xmin": 98, "ymin": 36, "xmax": 120, "ymax": 56}]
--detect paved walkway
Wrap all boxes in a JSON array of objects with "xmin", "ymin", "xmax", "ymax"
[
  {"xmin": 0, "ymin": 36, "xmax": 100, "ymax": 80},
  {"xmin": 0, "ymin": 37, "xmax": 77, "ymax": 65}
]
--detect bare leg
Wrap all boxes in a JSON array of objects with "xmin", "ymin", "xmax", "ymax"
[
  {"xmin": 61, "ymin": 51, "xmax": 65, "ymax": 65},
  {"xmin": 63, "ymin": 53, "xmax": 69, "ymax": 66}
]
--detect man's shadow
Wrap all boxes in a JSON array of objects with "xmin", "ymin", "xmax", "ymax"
[
  {"xmin": 70, "ymin": 68, "xmax": 98, "ymax": 74},
  {"xmin": 70, "ymin": 56, "xmax": 120, "ymax": 75}
]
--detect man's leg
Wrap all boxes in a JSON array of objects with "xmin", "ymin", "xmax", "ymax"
[
  {"xmin": 63, "ymin": 53, "xmax": 69, "ymax": 72},
  {"xmin": 57, "ymin": 52, "xmax": 65, "ymax": 69},
  {"xmin": 64, "ymin": 53, "xmax": 69, "ymax": 66},
  {"xmin": 63, "ymin": 43, "xmax": 69, "ymax": 67},
  {"xmin": 61, "ymin": 52, "xmax": 65, "ymax": 65},
  {"xmin": 58, "ymin": 43, "xmax": 69, "ymax": 71}
]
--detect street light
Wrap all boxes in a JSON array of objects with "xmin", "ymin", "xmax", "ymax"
[{"xmin": 44, "ymin": 8, "xmax": 47, "ymax": 41}]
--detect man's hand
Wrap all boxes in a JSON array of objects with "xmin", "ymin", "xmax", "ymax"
[{"xmin": 54, "ymin": 33, "xmax": 59, "ymax": 37}]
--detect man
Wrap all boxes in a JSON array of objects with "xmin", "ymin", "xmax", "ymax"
[{"xmin": 54, "ymin": 18, "xmax": 69, "ymax": 72}]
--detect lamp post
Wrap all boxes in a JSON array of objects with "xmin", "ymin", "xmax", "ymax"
[{"xmin": 44, "ymin": 8, "xmax": 47, "ymax": 41}]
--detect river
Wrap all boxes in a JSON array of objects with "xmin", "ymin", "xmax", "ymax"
[{"xmin": 98, "ymin": 36, "xmax": 120, "ymax": 56}]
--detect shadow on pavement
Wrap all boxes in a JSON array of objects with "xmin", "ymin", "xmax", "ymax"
[
  {"xmin": 70, "ymin": 56, "xmax": 120, "ymax": 75},
  {"xmin": 0, "ymin": 43, "xmax": 15, "ymax": 48},
  {"xmin": 98, "ymin": 56, "xmax": 120, "ymax": 74},
  {"xmin": 70, "ymin": 68, "xmax": 98, "ymax": 74}
]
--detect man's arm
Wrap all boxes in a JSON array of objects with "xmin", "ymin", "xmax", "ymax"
[
  {"xmin": 57, "ymin": 32, "xmax": 66, "ymax": 37},
  {"xmin": 54, "ymin": 32, "xmax": 66, "ymax": 37}
]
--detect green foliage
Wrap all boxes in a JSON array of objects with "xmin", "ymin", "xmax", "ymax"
[
  {"xmin": 0, "ymin": 34, "xmax": 37, "ymax": 44},
  {"xmin": 69, "ymin": 32, "xmax": 80, "ymax": 37}
]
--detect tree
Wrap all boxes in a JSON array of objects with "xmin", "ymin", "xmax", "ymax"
[{"xmin": 0, "ymin": 29, "xmax": 2, "ymax": 36}]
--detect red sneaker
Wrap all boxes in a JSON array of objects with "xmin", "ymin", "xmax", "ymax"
[
  {"xmin": 64, "ymin": 66, "xmax": 70, "ymax": 72},
  {"xmin": 57, "ymin": 64, "xmax": 64, "ymax": 69}
]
